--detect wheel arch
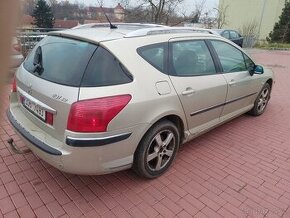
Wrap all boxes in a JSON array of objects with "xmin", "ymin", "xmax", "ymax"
[
  {"xmin": 133, "ymin": 113, "xmax": 186, "ymax": 178},
  {"xmin": 266, "ymin": 78, "xmax": 273, "ymax": 88},
  {"xmin": 134, "ymin": 113, "xmax": 186, "ymax": 156},
  {"xmin": 156, "ymin": 114, "xmax": 185, "ymax": 144}
]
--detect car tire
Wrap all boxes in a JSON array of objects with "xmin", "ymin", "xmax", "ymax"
[
  {"xmin": 133, "ymin": 120, "xmax": 180, "ymax": 179},
  {"xmin": 248, "ymin": 83, "xmax": 271, "ymax": 116}
]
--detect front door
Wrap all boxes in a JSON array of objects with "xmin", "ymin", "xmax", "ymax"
[{"xmin": 209, "ymin": 40, "xmax": 258, "ymax": 120}]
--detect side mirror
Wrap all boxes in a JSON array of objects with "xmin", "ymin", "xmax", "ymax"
[
  {"xmin": 254, "ymin": 65, "xmax": 264, "ymax": 74},
  {"xmin": 249, "ymin": 65, "xmax": 264, "ymax": 76}
]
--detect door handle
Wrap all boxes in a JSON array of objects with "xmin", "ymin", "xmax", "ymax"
[
  {"xmin": 229, "ymin": 79, "xmax": 236, "ymax": 86},
  {"xmin": 182, "ymin": 88, "xmax": 196, "ymax": 96}
]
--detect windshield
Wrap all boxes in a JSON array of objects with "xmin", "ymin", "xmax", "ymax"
[{"xmin": 23, "ymin": 36, "xmax": 97, "ymax": 87}]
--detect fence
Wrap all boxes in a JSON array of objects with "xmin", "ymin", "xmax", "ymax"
[
  {"xmin": 16, "ymin": 28, "xmax": 66, "ymax": 57},
  {"xmin": 243, "ymin": 35, "xmax": 257, "ymax": 48}
]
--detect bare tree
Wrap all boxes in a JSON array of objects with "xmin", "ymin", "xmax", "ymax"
[
  {"xmin": 170, "ymin": 10, "xmax": 196, "ymax": 27},
  {"xmin": 96, "ymin": 0, "xmax": 104, "ymax": 7},
  {"xmin": 125, "ymin": 5, "xmax": 152, "ymax": 23},
  {"xmin": 163, "ymin": 0, "xmax": 184, "ymax": 25},
  {"xmin": 170, "ymin": 0, "xmax": 208, "ymax": 27},
  {"xmin": 191, "ymin": 0, "xmax": 206, "ymax": 23},
  {"xmin": 139, "ymin": 0, "xmax": 184, "ymax": 24},
  {"xmin": 52, "ymin": 1, "xmax": 81, "ymax": 20},
  {"xmin": 240, "ymin": 20, "xmax": 259, "ymax": 47},
  {"xmin": 118, "ymin": 0, "xmax": 211, "ymax": 25},
  {"xmin": 47, "ymin": 0, "xmax": 58, "ymax": 5},
  {"xmin": 115, "ymin": 0, "xmax": 130, "ymax": 9},
  {"xmin": 214, "ymin": 2, "xmax": 228, "ymax": 29},
  {"xmin": 200, "ymin": 12, "xmax": 216, "ymax": 28},
  {"xmin": 22, "ymin": 0, "xmax": 36, "ymax": 15}
]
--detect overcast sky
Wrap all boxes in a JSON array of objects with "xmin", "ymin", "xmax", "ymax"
[{"xmin": 68, "ymin": 0, "xmax": 219, "ymax": 15}]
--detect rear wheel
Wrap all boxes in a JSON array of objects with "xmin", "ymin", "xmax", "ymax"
[
  {"xmin": 134, "ymin": 120, "xmax": 180, "ymax": 179},
  {"xmin": 248, "ymin": 83, "xmax": 271, "ymax": 116}
]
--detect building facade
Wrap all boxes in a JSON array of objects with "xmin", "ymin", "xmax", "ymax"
[
  {"xmin": 95, "ymin": 3, "xmax": 125, "ymax": 22},
  {"xmin": 219, "ymin": 0, "xmax": 288, "ymax": 39}
]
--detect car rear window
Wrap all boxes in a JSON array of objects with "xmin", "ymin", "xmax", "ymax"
[
  {"xmin": 23, "ymin": 36, "xmax": 97, "ymax": 87},
  {"xmin": 81, "ymin": 47, "xmax": 132, "ymax": 87}
]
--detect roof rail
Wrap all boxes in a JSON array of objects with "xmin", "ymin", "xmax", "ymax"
[
  {"xmin": 72, "ymin": 23, "xmax": 166, "ymax": 30},
  {"xmin": 124, "ymin": 27, "xmax": 214, "ymax": 38}
]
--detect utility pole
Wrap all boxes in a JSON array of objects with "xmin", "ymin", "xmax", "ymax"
[{"xmin": 257, "ymin": 0, "xmax": 267, "ymax": 40}]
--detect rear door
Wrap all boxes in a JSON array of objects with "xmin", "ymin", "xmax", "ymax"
[
  {"xmin": 168, "ymin": 38, "xmax": 228, "ymax": 135},
  {"xmin": 17, "ymin": 36, "xmax": 97, "ymax": 141}
]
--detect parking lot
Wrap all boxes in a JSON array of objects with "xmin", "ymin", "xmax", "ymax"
[{"xmin": 1, "ymin": 49, "xmax": 290, "ymax": 218}]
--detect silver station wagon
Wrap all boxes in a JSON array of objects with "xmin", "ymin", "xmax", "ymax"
[{"xmin": 7, "ymin": 24, "xmax": 273, "ymax": 178}]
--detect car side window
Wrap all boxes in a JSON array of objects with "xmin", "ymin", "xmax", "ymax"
[
  {"xmin": 81, "ymin": 47, "xmax": 132, "ymax": 87},
  {"xmin": 137, "ymin": 43, "xmax": 165, "ymax": 72},
  {"xmin": 243, "ymin": 53, "xmax": 255, "ymax": 70},
  {"xmin": 171, "ymin": 40, "xmax": 216, "ymax": 76},
  {"xmin": 221, "ymin": 31, "xmax": 230, "ymax": 39},
  {"xmin": 211, "ymin": 40, "xmax": 247, "ymax": 73}
]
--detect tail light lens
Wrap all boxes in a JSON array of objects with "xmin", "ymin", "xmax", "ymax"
[
  {"xmin": 12, "ymin": 76, "xmax": 17, "ymax": 92},
  {"xmin": 67, "ymin": 95, "xmax": 132, "ymax": 132},
  {"xmin": 46, "ymin": 112, "xmax": 54, "ymax": 126}
]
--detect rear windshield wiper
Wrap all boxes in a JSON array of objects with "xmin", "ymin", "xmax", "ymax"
[{"xmin": 33, "ymin": 46, "xmax": 44, "ymax": 75}]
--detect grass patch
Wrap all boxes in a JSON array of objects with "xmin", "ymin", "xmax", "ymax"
[{"xmin": 255, "ymin": 42, "xmax": 290, "ymax": 50}]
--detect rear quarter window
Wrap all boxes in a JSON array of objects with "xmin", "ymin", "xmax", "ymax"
[
  {"xmin": 81, "ymin": 47, "xmax": 133, "ymax": 87},
  {"xmin": 137, "ymin": 43, "xmax": 166, "ymax": 73}
]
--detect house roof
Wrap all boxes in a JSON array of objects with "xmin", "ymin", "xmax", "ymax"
[
  {"xmin": 115, "ymin": 3, "xmax": 124, "ymax": 10},
  {"xmin": 94, "ymin": 3, "xmax": 124, "ymax": 13},
  {"xmin": 54, "ymin": 20, "xmax": 79, "ymax": 29},
  {"xmin": 95, "ymin": 7, "xmax": 114, "ymax": 14}
]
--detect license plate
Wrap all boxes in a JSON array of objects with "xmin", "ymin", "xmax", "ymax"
[{"xmin": 22, "ymin": 97, "xmax": 46, "ymax": 121}]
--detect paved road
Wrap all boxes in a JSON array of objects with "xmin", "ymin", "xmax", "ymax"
[{"xmin": 1, "ymin": 50, "xmax": 290, "ymax": 217}]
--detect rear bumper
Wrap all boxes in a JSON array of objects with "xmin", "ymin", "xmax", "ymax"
[
  {"xmin": 7, "ymin": 103, "xmax": 148, "ymax": 175},
  {"xmin": 66, "ymin": 133, "xmax": 131, "ymax": 147},
  {"xmin": 7, "ymin": 110, "xmax": 62, "ymax": 155},
  {"xmin": 8, "ymin": 109, "xmax": 132, "ymax": 152}
]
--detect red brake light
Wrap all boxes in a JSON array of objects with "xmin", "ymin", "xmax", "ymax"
[
  {"xmin": 67, "ymin": 95, "xmax": 132, "ymax": 132},
  {"xmin": 12, "ymin": 76, "xmax": 17, "ymax": 92},
  {"xmin": 46, "ymin": 112, "xmax": 54, "ymax": 126}
]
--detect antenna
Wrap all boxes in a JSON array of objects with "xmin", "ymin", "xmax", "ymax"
[
  {"xmin": 96, "ymin": 0, "xmax": 117, "ymax": 29},
  {"xmin": 101, "ymin": 7, "xmax": 117, "ymax": 29}
]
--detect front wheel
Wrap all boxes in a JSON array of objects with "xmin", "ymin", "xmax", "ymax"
[
  {"xmin": 248, "ymin": 83, "xmax": 271, "ymax": 116},
  {"xmin": 133, "ymin": 120, "xmax": 180, "ymax": 179}
]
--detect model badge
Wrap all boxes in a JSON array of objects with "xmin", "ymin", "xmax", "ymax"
[{"xmin": 27, "ymin": 84, "xmax": 32, "ymax": 95}]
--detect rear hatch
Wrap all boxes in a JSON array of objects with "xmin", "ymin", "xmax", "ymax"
[{"xmin": 15, "ymin": 35, "xmax": 97, "ymax": 141}]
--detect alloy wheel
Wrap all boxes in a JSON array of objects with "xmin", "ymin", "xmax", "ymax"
[
  {"xmin": 146, "ymin": 130, "xmax": 176, "ymax": 171},
  {"xmin": 257, "ymin": 86, "xmax": 270, "ymax": 113}
]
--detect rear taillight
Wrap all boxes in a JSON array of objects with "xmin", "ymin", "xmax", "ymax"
[
  {"xmin": 67, "ymin": 95, "xmax": 132, "ymax": 132},
  {"xmin": 46, "ymin": 112, "xmax": 54, "ymax": 126},
  {"xmin": 12, "ymin": 76, "xmax": 17, "ymax": 92}
]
